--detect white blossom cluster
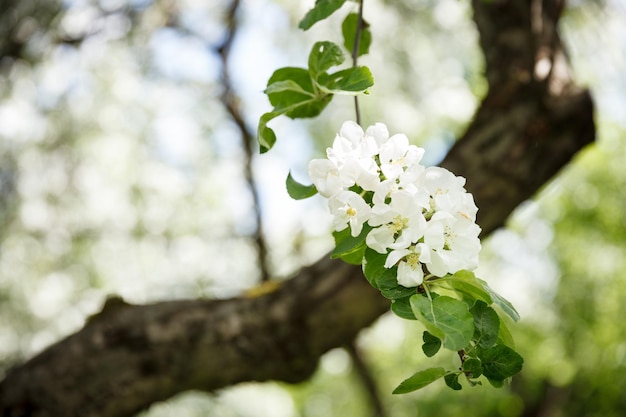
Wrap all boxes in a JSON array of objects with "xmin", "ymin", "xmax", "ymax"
[{"xmin": 308, "ymin": 121, "xmax": 481, "ymax": 287}]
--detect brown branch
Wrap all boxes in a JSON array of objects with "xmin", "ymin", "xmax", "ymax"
[
  {"xmin": 0, "ymin": 0, "xmax": 595, "ymax": 416},
  {"xmin": 218, "ymin": 0, "xmax": 271, "ymax": 282},
  {"xmin": 0, "ymin": 258, "xmax": 388, "ymax": 417},
  {"xmin": 442, "ymin": 0, "xmax": 594, "ymax": 236}
]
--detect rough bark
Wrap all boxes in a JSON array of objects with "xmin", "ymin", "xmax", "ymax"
[
  {"xmin": 0, "ymin": 0, "xmax": 594, "ymax": 416},
  {"xmin": 443, "ymin": 0, "xmax": 594, "ymax": 236}
]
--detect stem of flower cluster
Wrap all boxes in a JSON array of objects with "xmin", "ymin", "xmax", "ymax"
[
  {"xmin": 423, "ymin": 284, "xmax": 433, "ymax": 302},
  {"xmin": 352, "ymin": 0, "xmax": 365, "ymax": 125}
]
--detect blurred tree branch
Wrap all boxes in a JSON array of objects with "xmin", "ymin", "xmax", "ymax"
[
  {"xmin": 0, "ymin": 0, "xmax": 594, "ymax": 416},
  {"xmin": 217, "ymin": 0, "xmax": 271, "ymax": 282}
]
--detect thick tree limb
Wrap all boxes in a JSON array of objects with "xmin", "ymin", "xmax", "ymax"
[
  {"xmin": 443, "ymin": 0, "xmax": 594, "ymax": 236},
  {"xmin": 1, "ymin": 259, "xmax": 388, "ymax": 417},
  {"xmin": 0, "ymin": 0, "xmax": 594, "ymax": 416}
]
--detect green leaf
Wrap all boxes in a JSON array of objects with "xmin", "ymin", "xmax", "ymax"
[
  {"xmin": 477, "ymin": 277, "xmax": 520, "ymax": 322},
  {"xmin": 299, "ymin": 0, "xmax": 347, "ymax": 30},
  {"xmin": 436, "ymin": 270, "xmax": 493, "ymax": 304},
  {"xmin": 437, "ymin": 271, "xmax": 520, "ymax": 322},
  {"xmin": 362, "ymin": 249, "xmax": 414, "ymax": 299},
  {"xmin": 319, "ymin": 66, "xmax": 374, "ymax": 94},
  {"xmin": 487, "ymin": 378, "xmax": 505, "ymax": 388},
  {"xmin": 337, "ymin": 245, "xmax": 366, "ymax": 265},
  {"xmin": 462, "ymin": 358, "xmax": 483, "ymax": 378},
  {"xmin": 410, "ymin": 294, "xmax": 474, "ymax": 351},
  {"xmin": 393, "ymin": 367, "xmax": 446, "ymax": 394},
  {"xmin": 378, "ymin": 272, "xmax": 417, "ymax": 300},
  {"xmin": 331, "ymin": 225, "xmax": 371, "ymax": 265},
  {"xmin": 497, "ymin": 318, "xmax": 516, "ymax": 349},
  {"xmin": 264, "ymin": 80, "xmax": 316, "ymax": 97},
  {"xmin": 444, "ymin": 373, "xmax": 463, "ymax": 391},
  {"xmin": 308, "ymin": 41, "xmax": 345, "ymax": 79},
  {"xmin": 259, "ymin": 67, "xmax": 333, "ymax": 152},
  {"xmin": 341, "ymin": 13, "xmax": 371, "ymax": 57},
  {"xmin": 470, "ymin": 300, "xmax": 500, "ymax": 348},
  {"xmin": 391, "ymin": 296, "xmax": 416, "ymax": 320},
  {"xmin": 479, "ymin": 345, "xmax": 524, "ymax": 381},
  {"xmin": 422, "ymin": 331, "xmax": 442, "ymax": 357},
  {"xmin": 363, "ymin": 248, "xmax": 391, "ymax": 288},
  {"xmin": 265, "ymin": 67, "xmax": 331, "ymax": 119},
  {"xmin": 257, "ymin": 111, "xmax": 279, "ymax": 154},
  {"xmin": 286, "ymin": 172, "xmax": 317, "ymax": 200}
]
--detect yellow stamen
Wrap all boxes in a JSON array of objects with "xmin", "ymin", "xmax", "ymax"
[{"xmin": 406, "ymin": 253, "xmax": 420, "ymax": 269}]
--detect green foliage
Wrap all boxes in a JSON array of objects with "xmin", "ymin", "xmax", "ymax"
[
  {"xmin": 392, "ymin": 367, "xmax": 446, "ymax": 394},
  {"xmin": 410, "ymin": 294, "xmax": 474, "ymax": 351},
  {"xmin": 390, "ymin": 296, "xmax": 416, "ymax": 320},
  {"xmin": 362, "ymin": 248, "xmax": 412, "ymax": 300},
  {"xmin": 342, "ymin": 13, "xmax": 371, "ymax": 57},
  {"xmin": 444, "ymin": 373, "xmax": 463, "ymax": 391},
  {"xmin": 462, "ymin": 358, "xmax": 483, "ymax": 379},
  {"xmin": 308, "ymin": 41, "xmax": 344, "ymax": 78},
  {"xmin": 331, "ymin": 225, "xmax": 371, "ymax": 265},
  {"xmin": 317, "ymin": 66, "xmax": 374, "ymax": 94},
  {"xmin": 480, "ymin": 278, "xmax": 520, "ymax": 322},
  {"xmin": 285, "ymin": 172, "xmax": 317, "ymax": 200},
  {"xmin": 436, "ymin": 270, "xmax": 493, "ymax": 304},
  {"xmin": 299, "ymin": 0, "xmax": 348, "ymax": 30},
  {"xmin": 258, "ymin": 39, "xmax": 373, "ymax": 153},
  {"xmin": 470, "ymin": 300, "xmax": 500, "ymax": 349},
  {"xmin": 421, "ymin": 331, "xmax": 442, "ymax": 357},
  {"xmin": 478, "ymin": 345, "xmax": 524, "ymax": 382}
]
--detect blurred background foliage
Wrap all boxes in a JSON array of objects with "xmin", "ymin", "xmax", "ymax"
[{"xmin": 0, "ymin": 0, "xmax": 625, "ymax": 416}]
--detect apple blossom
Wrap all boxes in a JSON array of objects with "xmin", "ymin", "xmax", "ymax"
[
  {"xmin": 309, "ymin": 121, "xmax": 481, "ymax": 287},
  {"xmin": 328, "ymin": 190, "xmax": 371, "ymax": 237}
]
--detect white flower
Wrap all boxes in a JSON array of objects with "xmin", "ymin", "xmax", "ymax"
[
  {"xmin": 308, "ymin": 159, "xmax": 342, "ymax": 198},
  {"xmin": 339, "ymin": 120, "xmax": 365, "ymax": 143},
  {"xmin": 379, "ymin": 134, "xmax": 425, "ymax": 180},
  {"xmin": 329, "ymin": 121, "xmax": 379, "ymax": 161},
  {"xmin": 308, "ymin": 131, "xmax": 381, "ymax": 197},
  {"xmin": 322, "ymin": 121, "xmax": 382, "ymax": 192},
  {"xmin": 310, "ymin": 120, "xmax": 482, "ymax": 282},
  {"xmin": 422, "ymin": 211, "xmax": 481, "ymax": 276},
  {"xmin": 364, "ymin": 122, "xmax": 390, "ymax": 149},
  {"xmin": 328, "ymin": 190, "xmax": 371, "ymax": 237},
  {"xmin": 419, "ymin": 166, "xmax": 477, "ymax": 219},
  {"xmin": 385, "ymin": 243, "xmax": 431, "ymax": 287},
  {"xmin": 366, "ymin": 190, "xmax": 427, "ymax": 253}
]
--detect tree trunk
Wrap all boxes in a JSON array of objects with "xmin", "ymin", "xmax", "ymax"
[{"xmin": 0, "ymin": 0, "xmax": 594, "ymax": 416}]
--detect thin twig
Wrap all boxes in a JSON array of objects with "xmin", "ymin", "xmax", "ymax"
[
  {"xmin": 345, "ymin": 342, "xmax": 388, "ymax": 417},
  {"xmin": 346, "ymin": 3, "xmax": 387, "ymax": 416},
  {"xmin": 218, "ymin": 0, "xmax": 270, "ymax": 282},
  {"xmin": 351, "ymin": 0, "xmax": 365, "ymax": 125}
]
